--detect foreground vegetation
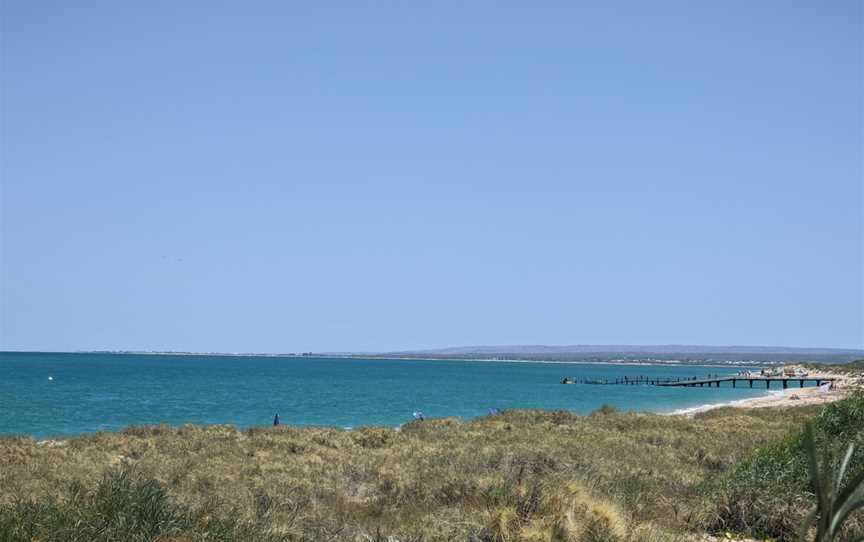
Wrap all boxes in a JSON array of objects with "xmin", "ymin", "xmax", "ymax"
[
  {"xmin": 707, "ymin": 391, "xmax": 864, "ymax": 540},
  {"xmin": 1, "ymin": 395, "xmax": 862, "ymax": 541}
]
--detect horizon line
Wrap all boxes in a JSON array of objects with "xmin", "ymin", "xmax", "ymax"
[{"xmin": 2, "ymin": 343, "xmax": 864, "ymax": 356}]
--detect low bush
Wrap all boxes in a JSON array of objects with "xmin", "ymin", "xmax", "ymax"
[{"xmin": 706, "ymin": 391, "xmax": 864, "ymax": 540}]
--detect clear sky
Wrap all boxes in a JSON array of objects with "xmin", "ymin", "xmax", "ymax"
[{"xmin": 1, "ymin": 1, "xmax": 862, "ymax": 352}]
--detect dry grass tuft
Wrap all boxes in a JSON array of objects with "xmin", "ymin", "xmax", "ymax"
[{"xmin": 0, "ymin": 402, "xmax": 847, "ymax": 541}]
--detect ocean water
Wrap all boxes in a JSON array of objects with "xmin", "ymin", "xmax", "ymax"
[{"xmin": 0, "ymin": 352, "xmax": 799, "ymax": 439}]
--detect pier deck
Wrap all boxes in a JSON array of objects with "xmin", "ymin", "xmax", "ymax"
[
  {"xmin": 563, "ymin": 376, "xmax": 835, "ymax": 389},
  {"xmin": 655, "ymin": 376, "xmax": 834, "ymax": 389}
]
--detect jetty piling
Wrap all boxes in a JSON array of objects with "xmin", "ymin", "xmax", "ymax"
[{"xmin": 563, "ymin": 375, "xmax": 834, "ymax": 389}]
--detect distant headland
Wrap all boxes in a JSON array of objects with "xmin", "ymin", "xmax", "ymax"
[
  {"xmin": 5, "ymin": 344, "xmax": 862, "ymax": 364},
  {"xmin": 353, "ymin": 344, "xmax": 864, "ymax": 364}
]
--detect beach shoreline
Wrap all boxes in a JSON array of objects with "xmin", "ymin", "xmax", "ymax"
[
  {"xmin": 5, "ymin": 350, "xmax": 787, "ymax": 368},
  {"xmin": 670, "ymin": 365, "xmax": 860, "ymax": 416},
  {"xmin": 669, "ymin": 386, "xmax": 845, "ymax": 417}
]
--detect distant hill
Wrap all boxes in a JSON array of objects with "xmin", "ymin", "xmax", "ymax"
[
  {"xmin": 393, "ymin": 344, "xmax": 864, "ymax": 355},
  {"xmin": 380, "ymin": 345, "xmax": 864, "ymax": 364}
]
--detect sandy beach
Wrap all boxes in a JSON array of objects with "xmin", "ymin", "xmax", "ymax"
[{"xmin": 676, "ymin": 365, "xmax": 863, "ymax": 416}]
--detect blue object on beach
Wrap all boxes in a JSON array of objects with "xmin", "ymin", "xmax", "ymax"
[
  {"xmin": 273, "ymin": 413, "xmax": 280, "ymax": 426},
  {"xmin": 412, "ymin": 411, "xmax": 424, "ymax": 421},
  {"xmin": 488, "ymin": 408, "xmax": 501, "ymax": 416}
]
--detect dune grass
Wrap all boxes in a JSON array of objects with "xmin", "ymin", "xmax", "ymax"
[{"xmin": 0, "ymin": 398, "xmax": 860, "ymax": 541}]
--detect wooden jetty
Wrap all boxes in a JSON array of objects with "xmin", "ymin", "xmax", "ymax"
[
  {"xmin": 563, "ymin": 375, "xmax": 835, "ymax": 389},
  {"xmin": 654, "ymin": 376, "xmax": 834, "ymax": 389}
]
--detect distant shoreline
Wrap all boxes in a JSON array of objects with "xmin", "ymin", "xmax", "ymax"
[
  {"xmin": 4, "ymin": 346, "xmax": 862, "ymax": 365},
  {"xmin": 2, "ymin": 350, "xmax": 777, "ymax": 369},
  {"xmin": 0, "ymin": 350, "xmax": 806, "ymax": 367},
  {"xmin": 332, "ymin": 355, "xmax": 770, "ymax": 369}
]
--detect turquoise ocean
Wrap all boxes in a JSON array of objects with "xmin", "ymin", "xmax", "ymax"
[{"xmin": 0, "ymin": 352, "xmax": 797, "ymax": 439}]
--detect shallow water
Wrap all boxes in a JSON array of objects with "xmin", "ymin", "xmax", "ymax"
[{"xmin": 0, "ymin": 352, "xmax": 802, "ymax": 438}]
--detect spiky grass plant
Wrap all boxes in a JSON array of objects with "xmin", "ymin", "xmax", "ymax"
[{"xmin": 799, "ymin": 422, "xmax": 864, "ymax": 542}]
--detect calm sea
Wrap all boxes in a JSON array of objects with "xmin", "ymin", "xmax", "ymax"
[{"xmin": 0, "ymin": 352, "xmax": 791, "ymax": 439}]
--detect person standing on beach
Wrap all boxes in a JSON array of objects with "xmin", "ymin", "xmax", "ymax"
[{"xmin": 273, "ymin": 413, "xmax": 280, "ymax": 426}]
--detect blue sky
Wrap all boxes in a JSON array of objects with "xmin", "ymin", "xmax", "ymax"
[{"xmin": 2, "ymin": 1, "xmax": 862, "ymax": 352}]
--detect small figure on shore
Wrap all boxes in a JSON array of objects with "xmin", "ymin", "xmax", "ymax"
[
  {"xmin": 273, "ymin": 413, "xmax": 280, "ymax": 426},
  {"xmin": 412, "ymin": 411, "xmax": 425, "ymax": 421}
]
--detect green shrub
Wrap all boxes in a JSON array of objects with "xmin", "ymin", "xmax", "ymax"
[{"xmin": 707, "ymin": 392, "xmax": 864, "ymax": 540}]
